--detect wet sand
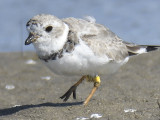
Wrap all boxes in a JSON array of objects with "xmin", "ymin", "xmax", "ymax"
[{"xmin": 0, "ymin": 51, "xmax": 160, "ymax": 120}]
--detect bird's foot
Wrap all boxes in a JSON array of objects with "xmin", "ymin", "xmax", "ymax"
[
  {"xmin": 60, "ymin": 76, "xmax": 86, "ymax": 102},
  {"xmin": 60, "ymin": 75, "xmax": 101, "ymax": 106},
  {"xmin": 60, "ymin": 85, "xmax": 77, "ymax": 101}
]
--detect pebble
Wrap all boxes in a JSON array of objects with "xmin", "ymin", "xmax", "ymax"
[{"xmin": 5, "ymin": 85, "xmax": 15, "ymax": 90}]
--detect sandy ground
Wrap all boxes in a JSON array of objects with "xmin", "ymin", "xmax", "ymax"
[{"xmin": 0, "ymin": 51, "xmax": 160, "ymax": 120}]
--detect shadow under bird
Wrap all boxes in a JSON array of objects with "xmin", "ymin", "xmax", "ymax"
[{"xmin": 25, "ymin": 14, "xmax": 160, "ymax": 105}]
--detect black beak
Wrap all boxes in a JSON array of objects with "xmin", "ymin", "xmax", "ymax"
[{"xmin": 25, "ymin": 33, "xmax": 38, "ymax": 45}]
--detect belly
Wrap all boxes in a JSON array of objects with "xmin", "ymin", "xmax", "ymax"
[
  {"xmin": 43, "ymin": 52, "xmax": 128, "ymax": 76},
  {"xmin": 40, "ymin": 39, "xmax": 129, "ymax": 76}
]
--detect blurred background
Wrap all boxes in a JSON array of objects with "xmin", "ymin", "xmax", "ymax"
[{"xmin": 1, "ymin": 0, "xmax": 160, "ymax": 52}]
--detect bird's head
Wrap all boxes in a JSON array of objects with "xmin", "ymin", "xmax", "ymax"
[
  {"xmin": 25, "ymin": 14, "xmax": 69, "ymax": 56},
  {"xmin": 25, "ymin": 14, "xmax": 65, "ymax": 45}
]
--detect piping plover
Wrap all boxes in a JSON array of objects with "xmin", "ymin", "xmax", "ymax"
[{"xmin": 25, "ymin": 14, "xmax": 159, "ymax": 105}]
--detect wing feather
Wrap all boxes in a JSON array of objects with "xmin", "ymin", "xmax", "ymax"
[{"xmin": 63, "ymin": 17, "xmax": 130, "ymax": 62}]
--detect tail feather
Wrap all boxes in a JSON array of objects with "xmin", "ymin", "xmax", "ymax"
[
  {"xmin": 123, "ymin": 41, "xmax": 160, "ymax": 56},
  {"xmin": 145, "ymin": 46, "xmax": 159, "ymax": 52}
]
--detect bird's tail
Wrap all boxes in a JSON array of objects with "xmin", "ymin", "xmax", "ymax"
[{"xmin": 123, "ymin": 41, "xmax": 160, "ymax": 56}]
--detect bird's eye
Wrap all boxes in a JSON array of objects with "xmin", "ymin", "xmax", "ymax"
[{"xmin": 45, "ymin": 26, "xmax": 53, "ymax": 32}]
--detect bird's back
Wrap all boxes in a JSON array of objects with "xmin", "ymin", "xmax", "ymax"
[{"xmin": 63, "ymin": 17, "xmax": 129, "ymax": 62}]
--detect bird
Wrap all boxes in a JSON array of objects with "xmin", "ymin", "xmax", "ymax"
[{"xmin": 25, "ymin": 14, "xmax": 159, "ymax": 105}]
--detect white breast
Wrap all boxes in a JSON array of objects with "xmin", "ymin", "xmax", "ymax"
[{"xmin": 43, "ymin": 39, "xmax": 129, "ymax": 76}]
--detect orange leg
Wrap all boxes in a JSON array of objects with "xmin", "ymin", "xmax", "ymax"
[
  {"xmin": 60, "ymin": 75, "xmax": 101, "ymax": 106},
  {"xmin": 83, "ymin": 75, "xmax": 101, "ymax": 106}
]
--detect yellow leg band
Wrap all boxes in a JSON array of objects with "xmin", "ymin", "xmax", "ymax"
[
  {"xmin": 94, "ymin": 75, "xmax": 101, "ymax": 83},
  {"xmin": 93, "ymin": 75, "xmax": 101, "ymax": 87}
]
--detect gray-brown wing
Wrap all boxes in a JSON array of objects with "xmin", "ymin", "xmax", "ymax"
[
  {"xmin": 63, "ymin": 17, "xmax": 129, "ymax": 62},
  {"xmin": 81, "ymin": 32, "xmax": 129, "ymax": 62}
]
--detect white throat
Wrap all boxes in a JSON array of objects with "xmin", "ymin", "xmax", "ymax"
[{"xmin": 33, "ymin": 23, "xmax": 69, "ymax": 57}]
